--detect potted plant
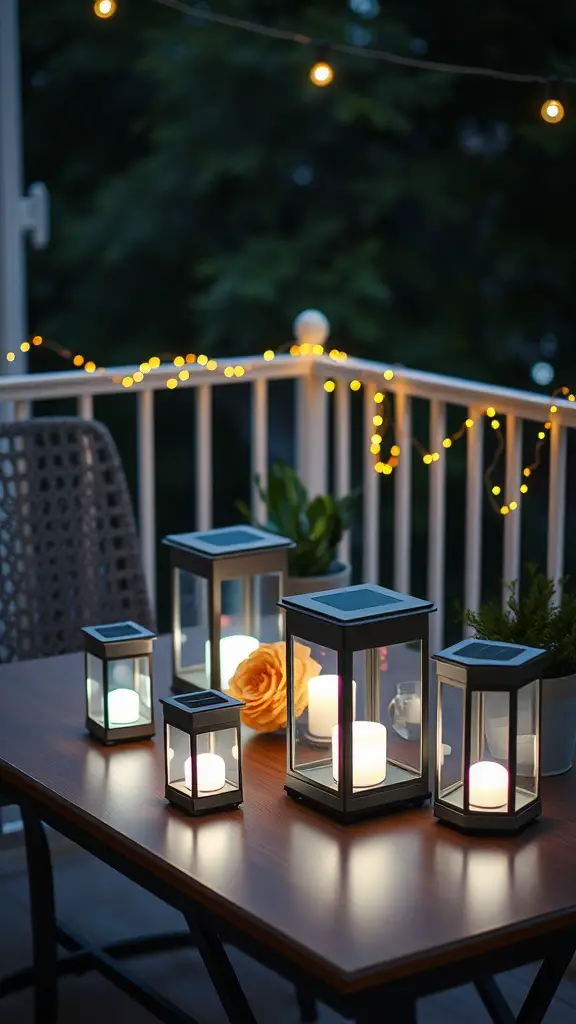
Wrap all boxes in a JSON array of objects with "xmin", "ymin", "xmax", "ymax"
[
  {"xmin": 465, "ymin": 566, "xmax": 576, "ymax": 776},
  {"xmin": 237, "ymin": 461, "xmax": 358, "ymax": 595}
]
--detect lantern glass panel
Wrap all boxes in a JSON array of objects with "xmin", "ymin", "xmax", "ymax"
[
  {"xmin": 470, "ymin": 690, "xmax": 510, "ymax": 813},
  {"xmin": 174, "ymin": 569, "xmax": 210, "ymax": 690},
  {"xmin": 106, "ymin": 657, "xmax": 152, "ymax": 729},
  {"xmin": 86, "ymin": 653, "xmax": 104, "ymax": 726},
  {"xmin": 292, "ymin": 635, "xmax": 339, "ymax": 787},
  {"xmin": 353, "ymin": 640, "xmax": 423, "ymax": 786},
  {"xmin": 515, "ymin": 679, "xmax": 539, "ymax": 810},
  {"xmin": 166, "ymin": 724, "xmax": 239, "ymax": 796},
  {"xmin": 438, "ymin": 679, "xmax": 465, "ymax": 805}
]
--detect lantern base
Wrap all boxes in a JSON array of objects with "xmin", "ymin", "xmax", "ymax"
[
  {"xmin": 165, "ymin": 784, "xmax": 242, "ymax": 817},
  {"xmin": 86, "ymin": 719, "xmax": 155, "ymax": 746},
  {"xmin": 434, "ymin": 797, "xmax": 541, "ymax": 835},
  {"xmin": 285, "ymin": 782, "xmax": 430, "ymax": 824}
]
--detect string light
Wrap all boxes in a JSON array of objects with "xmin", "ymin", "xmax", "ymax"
[
  {"xmin": 465, "ymin": 418, "xmax": 474, "ymax": 428},
  {"xmin": 390, "ymin": 445, "xmax": 400, "ymax": 457},
  {"xmin": 442, "ymin": 438, "xmax": 452, "ymax": 448},
  {"xmin": 492, "ymin": 486, "xmax": 501, "ymax": 496},
  {"xmin": 32, "ymin": 335, "xmax": 42, "ymax": 346},
  {"xmin": 6, "ymin": 352, "xmax": 15, "ymax": 362},
  {"xmin": 350, "ymin": 380, "xmax": 361, "ymax": 391},
  {"xmin": 383, "ymin": 369, "xmax": 394, "ymax": 381},
  {"xmin": 520, "ymin": 484, "xmax": 528, "ymax": 494},
  {"xmin": 174, "ymin": 356, "xmax": 185, "ymax": 367},
  {"xmin": 73, "ymin": 355, "xmax": 84, "ymax": 367},
  {"xmin": 500, "ymin": 506, "xmax": 509, "ymax": 515},
  {"xmin": 310, "ymin": 45, "xmax": 334, "ymax": 88},
  {"xmin": 374, "ymin": 392, "xmax": 384, "ymax": 403},
  {"xmin": 166, "ymin": 378, "xmax": 178, "ymax": 390},
  {"xmin": 373, "ymin": 415, "xmax": 383, "ymax": 426},
  {"xmin": 324, "ymin": 380, "xmax": 336, "ymax": 393},
  {"xmin": 486, "ymin": 406, "xmax": 496, "ymax": 418},
  {"xmin": 263, "ymin": 350, "xmax": 275, "ymax": 361},
  {"xmin": 94, "ymin": 0, "xmax": 117, "ymax": 17},
  {"xmin": 541, "ymin": 98, "xmax": 565, "ymax": 124},
  {"xmin": 491, "ymin": 418, "xmax": 500, "ymax": 430}
]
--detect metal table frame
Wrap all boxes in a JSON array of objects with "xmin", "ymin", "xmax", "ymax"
[{"xmin": 1, "ymin": 786, "xmax": 576, "ymax": 1024}]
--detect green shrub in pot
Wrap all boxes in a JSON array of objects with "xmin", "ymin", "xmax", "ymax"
[{"xmin": 237, "ymin": 461, "xmax": 358, "ymax": 579}]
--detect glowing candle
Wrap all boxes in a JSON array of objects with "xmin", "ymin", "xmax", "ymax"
[
  {"xmin": 184, "ymin": 752, "xmax": 226, "ymax": 794},
  {"xmin": 205, "ymin": 635, "xmax": 259, "ymax": 689},
  {"xmin": 469, "ymin": 760, "xmax": 509, "ymax": 810},
  {"xmin": 107, "ymin": 688, "xmax": 140, "ymax": 726},
  {"xmin": 332, "ymin": 721, "xmax": 387, "ymax": 789},
  {"xmin": 307, "ymin": 675, "xmax": 356, "ymax": 740}
]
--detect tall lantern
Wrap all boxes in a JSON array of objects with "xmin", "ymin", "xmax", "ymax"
[
  {"xmin": 163, "ymin": 526, "xmax": 293, "ymax": 693},
  {"xmin": 280, "ymin": 584, "xmax": 435, "ymax": 822},
  {"xmin": 82, "ymin": 621, "xmax": 156, "ymax": 745},
  {"xmin": 433, "ymin": 638, "xmax": 546, "ymax": 834}
]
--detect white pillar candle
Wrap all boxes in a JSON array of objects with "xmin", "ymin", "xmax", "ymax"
[
  {"xmin": 107, "ymin": 688, "xmax": 140, "ymax": 726},
  {"xmin": 332, "ymin": 720, "xmax": 387, "ymax": 789},
  {"xmin": 307, "ymin": 675, "xmax": 356, "ymax": 740},
  {"xmin": 184, "ymin": 752, "xmax": 226, "ymax": 794},
  {"xmin": 469, "ymin": 760, "xmax": 509, "ymax": 810},
  {"xmin": 404, "ymin": 693, "xmax": 421, "ymax": 724},
  {"xmin": 205, "ymin": 635, "xmax": 259, "ymax": 689}
]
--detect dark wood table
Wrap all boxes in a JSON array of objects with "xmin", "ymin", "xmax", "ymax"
[{"xmin": 1, "ymin": 638, "xmax": 576, "ymax": 1024}]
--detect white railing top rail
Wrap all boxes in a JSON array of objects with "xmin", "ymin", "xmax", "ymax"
[{"xmin": 0, "ymin": 353, "xmax": 575, "ymax": 428}]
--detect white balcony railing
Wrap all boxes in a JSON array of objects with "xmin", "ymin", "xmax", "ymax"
[{"xmin": 1, "ymin": 353, "xmax": 574, "ymax": 651}]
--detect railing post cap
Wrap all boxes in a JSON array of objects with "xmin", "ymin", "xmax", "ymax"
[{"xmin": 293, "ymin": 309, "xmax": 330, "ymax": 346}]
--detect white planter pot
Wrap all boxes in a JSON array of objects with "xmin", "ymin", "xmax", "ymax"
[
  {"xmin": 540, "ymin": 673, "xmax": 576, "ymax": 777},
  {"xmin": 283, "ymin": 562, "xmax": 351, "ymax": 597},
  {"xmin": 485, "ymin": 674, "xmax": 576, "ymax": 778}
]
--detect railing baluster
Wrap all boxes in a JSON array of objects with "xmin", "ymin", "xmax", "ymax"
[
  {"xmin": 196, "ymin": 384, "xmax": 212, "ymax": 531},
  {"xmin": 296, "ymin": 373, "xmax": 327, "ymax": 495},
  {"xmin": 137, "ymin": 389, "xmax": 156, "ymax": 613},
  {"xmin": 394, "ymin": 390, "xmax": 412, "ymax": 594},
  {"xmin": 464, "ymin": 408, "xmax": 484, "ymax": 633},
  {"xmin": 547, "ymin": 420, "xmax": 567, "ymax": 604},
  {"xmin": 428, "ymin": 400, "xmax": 447, "ymax": 651},
  {"xmin": 335, "ymin": 381, "xmax": 351, "ymax": 566},
  {"xmin": 502, "ymin": 414, "xmax": 523, "ymax": 604},
  {"xmin": 77, "ymin": 394, "xmax": 93, "ymax": 420},
  {"xmin": 363, "ymin": 382, "xmax": 379, "ymax": 584},
  {"xmin": 251, "ymin": 378, "xmax": 268, "ymax": 523},
  {"xmin": 14, "ymin": 400, "xmax": 27, "ymax": 421}
]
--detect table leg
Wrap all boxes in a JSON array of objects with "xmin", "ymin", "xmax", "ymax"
[
  {"xmin": 22, "ymin": 810, "xmax": 58, "ymax": 1024},
  {"xmin": 356, "ymin": 998, "xmax": 417, "ymax": 1023},
  {"xmin": 295, "ymin": 989, "xmax": 318, "ymax": 1022},
  {"xmin": 186, "ymin": 915, "xmax": 258, "ymax": 1024},
  {"xmin": 516, "ymin": 935, "xmax": 576, "ymax": 1024}
]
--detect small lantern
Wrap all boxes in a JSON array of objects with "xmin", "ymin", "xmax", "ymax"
[
  {"xmin": 280, "ymin": 584, "xmax": 435, "ymax": 823},
  {"xmin": 82, "ymin": 621, "xmax": 156, "ymax": 745},
  {"xmin": 433, "ymin": 638, "xmax": 546, "ymax": 834},
  {"xmin": 161, "ymin": 689, "xmax": 244, "ymax": 815},
  {"xmin": 163, "ymin": 525, "xmax": 293, "ymax": 693}
]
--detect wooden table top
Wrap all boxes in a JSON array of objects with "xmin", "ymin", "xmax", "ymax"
[{"xmin": 2, "ymin": 638, "xmax": 576, "ymax": 995}]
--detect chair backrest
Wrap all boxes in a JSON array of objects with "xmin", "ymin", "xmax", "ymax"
[{"xmin": 0, "ymin": 417, "xmax": 154, "ymax": 662}]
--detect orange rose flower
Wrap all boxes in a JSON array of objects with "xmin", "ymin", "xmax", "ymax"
[{"xmin": 228, "ymin": 641, "xmax": 320, "ymax": 733}]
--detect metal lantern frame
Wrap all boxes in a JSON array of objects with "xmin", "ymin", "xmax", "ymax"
[
  {"xmin": 82, "ymin": 620, "xmax": 156, "ymax": 745},
  {"xmin": 161, "ymin": 689, "xmax": 244, "ymax": 816},
  {"xmin": 433, "ymin": 638, "xmax": 547, "ymax": 834},
  {"xmin": 163, "ymin": 526, "xmax": 294, "ymax": 694},
  {"xmin": 280, "ymin": 584, "xmax": 435, "ymax": 823}
]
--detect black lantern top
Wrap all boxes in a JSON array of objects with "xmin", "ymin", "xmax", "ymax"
[
  {"xmin": 434, "ymin": 638, "xmax": 547, "ymax": 690},
  {"xmin": 163, "ymin": 525, "xmax": 294, "ymax": 579},
  {"xmin": 82, "ymin": 621, "xmax": 156, "ymax": 660},
  {"xmin": 280, "ymin": 584, "xmax": 435, "ymax": 650},
  {"xmin": 160, "ymin": 688, "xmax": 244, "ymax": 732}
]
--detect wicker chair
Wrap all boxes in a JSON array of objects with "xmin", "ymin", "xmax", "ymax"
[{"xmin": 0, "ymin": 417, "xmax": 153, "ymax": 663}]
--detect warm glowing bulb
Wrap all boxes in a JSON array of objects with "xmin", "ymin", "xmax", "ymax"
[
  {"xmin": 173, "ymin": 355, "xmax": 185, "ymax": 367},
  {"xmin": 324, "ymin": 380, "xmax": 336, "ymax": 393},
  {"xmin": 6, "ymin": 352, "xmax": 15, "ymax": 362},
  {"xmin": 520, "ymin": 484, "xmax": 528, "ymax": 494},
  {"xmin": 545, "ymin": 420, "xmax": 552, "ymax": 429},
  {"xmin": 207, "ymin": 359, "xmax": 217, "ymax": 370},
  {"xmin": 538, "ymin": 431, "xmax": 546, "ymax": 439},
  {"xmin": 312, "ymin": 343, "xmax": 324, "ymax": 355},
  {"xmin": 569, "ymin": 394, "xmax": 575, "ymax": 402},
  {"xmin": 234, "ymin": 366, "xmax": 245, "ymax": 377},
  {"xmin": 224, "ymin": 366, "xmax": 234, "ymax": 377},
  {"xmin": 20, "ymin": 341, "xmax": 30, "ymax": 352},
  {"xmin": 166, "ymin": 378, "xmax": 178, "ymax": 390},
  {"xmin": 263, "ymin": 350, "xmax": 275, "ymax": 361},
  {"xmin": 32, "ymin": 335, "xmax": 43, "ymax": 346},
  {"xmin": 133, "ymin": 371, "xmax": 144, "ymax": 383},
  {"xmin": 373, "ymin": 415, "xmax": 383, "ymax": 426},
  {"xmin": 465, "ymin": 418, "xmax": 474, "ymax": 428},
  {"xmin": 84, "ymin": 361, "xmax": 96, "ymax": 373},
  {"xmin": 328, "ymin": 348, "xmax": 339, "ymax": 359},
  {"xmin": 491, "ymin": 419, "xmax": 500, "ymax": 430},
  {"xmin": 178, "ymin": 369, "xmax": 190, "ymax": 381},
  {"xmin": 383, "ymin": 369, "xmax": 394, "ymax": 380},
  {"xmin": 383, "ymin": 464, "xmax": 393, "ymax": 475},
  {"xmin": 186, "ymin": 353, "xmax": 196, "ymax": 364},
  {"xmin": 492, "ymin": 485, "xmax": 501, "ymax": 496},
  {"xmin": 423, "ymin": 454, "xmax": 433, "ymax": 465},
  {"xmin": 374, "ymin": 392, "xmax": 384, "ymax": 403},
  {"xmin": 442, "ymin": 438, "xmax": 452, "ymax": 448},
  {"xmin": 301, "ymin": 343, "xmax": 312, "ymax": 355},
  {"xmin": 500, "ymin": 505, "xmax": 509, "ymax": 515},
  {"xmin": 350, "ymin": 380, "xmax": 361, "ymax": 391},
  {"xmin": 541, "ymin": 98, "xmax": 565, "ymax": 124},
  {"xmin": 73, "ymin": 355, "xmax": 84, "ymax": 367},
  {"xmin": 290, "ymin": 344, "xmax": 300, "ymax": 356},
  {"xmin": 432, "ymin": 452, "xmax": 440, "ymax": 461},
  {"xmin": 122, "ymin": 376, "xmax": 133, "ymax": 388},
  {"xmin": 486, "ymin": 407, "xmax": 496, "ymax": 418},
  {"xmin": 94, "ymin": 0, "xmax": 116, "ymax": 17},
  {"xmin": 550, "ymin": 405, "xmax": 558, "ymax": 413},
  {"xmin": 375, "ymin": 462, "xmax": 385, "ymax": 473},
  {"xmin": 198, "ymin": 354, "xmax": 208, "ymax": 366},
  {"xmin": 370, "ymin": 444, "xmax": 381, "ymax": 455},
  {"xmin": 523, "ymin": 467, "xmax": 531, "ymax": 478},
  {"xmin": 509, "ymin": 501, "xmax": 518, "ymax": 510},
  {"xmin": 390, "ymin": 444, "xmax": 400, "ymax": 457},
  {"xmin": 149, "ymin": 356, "xmax": 160, "ymax": 369},
  {"xmin": 371, "ymin": 433, "xmax": 382, "ymax": 444},
  {"xmin": 310, "ymin": 61, "xmax": 334, "ymax": 87}
]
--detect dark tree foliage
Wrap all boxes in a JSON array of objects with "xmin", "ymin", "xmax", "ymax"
[{"xmin": 21, "ymin": 0, "xmax": 576, "ymax": 385}]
